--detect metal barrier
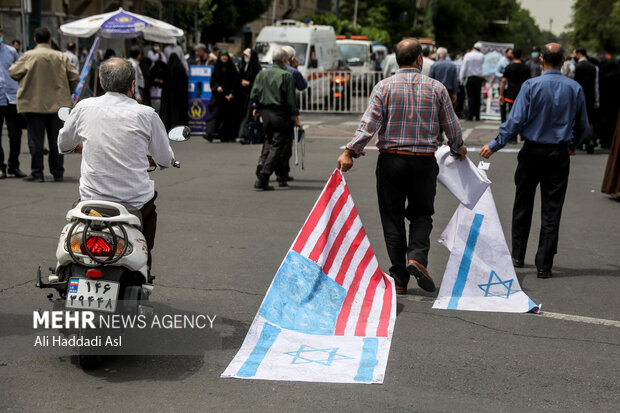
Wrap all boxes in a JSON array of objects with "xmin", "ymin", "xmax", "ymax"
[{"xmin": 298, "ymin": 70, "xmax": 383, "ymax": 114}]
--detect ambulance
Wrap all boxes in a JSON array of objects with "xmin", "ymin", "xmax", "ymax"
[{"xmin": 255, "ymin": 20, "xmax": 338, "ymax": 107}]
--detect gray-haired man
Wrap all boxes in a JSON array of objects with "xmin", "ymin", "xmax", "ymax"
[
  {"xmin": 58, "ymin": 58, "xmax": 174, "ymax": 270},
  {"xmin": 251, "ymin": 48, "xmax": 303, "ymax": 190}
]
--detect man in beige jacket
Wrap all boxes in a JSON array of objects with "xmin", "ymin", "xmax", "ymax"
[{"xmin": 9, "ymin": 27, "xmax": 79, "ymax": 182}]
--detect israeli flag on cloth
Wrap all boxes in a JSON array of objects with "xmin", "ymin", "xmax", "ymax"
[
  {"xmin": 222, "ymin": 170, "xmax": 396, "ymax": 383},
  {"xmin": 433, "ymin": 186, "xmax": 540, "ymax": 313}
]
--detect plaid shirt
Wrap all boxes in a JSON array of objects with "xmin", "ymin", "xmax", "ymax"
[{"xmin": 347, "ymin": 68, "xmax": 463, "ymax": 156}]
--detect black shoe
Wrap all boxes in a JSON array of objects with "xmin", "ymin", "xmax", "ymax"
[
  {"xmin": 0, "ymin": 169, "xmax": 6, "ymax": 179},
  {"xmin": 24, "ymin": 175, "xmax": 44, "ymax": 182},
  {"xmin": 537, "ymin": 270, "xmax": 552, "ymax": 279},
  {"xmin": 254, "ymin": 175, "xmax": 274, "ymax": 191},
  {"xmin": 395, "ymin": 285, "xmax": 408, "ymax": 295},
  {"xmin": 256, "ymin": 164, "xmax": 263, "ymax": 178},
  {"xmin": 406, "ymin": 260, "xmax": 436, "ymax": 292},
  {"xmin": 8, "ymin": 168, "xmax": 26, "ymax": 178},
  {"xmin": 278, "ymin": 180, "xmax": 289, "ymax": 188},
  {"xmin": 512, "ymin": 258, "xmax": 524, "ymax": 268},
  {"xmin": 203, "ymin": 134, "xmax": 213, "ymax": 142}
]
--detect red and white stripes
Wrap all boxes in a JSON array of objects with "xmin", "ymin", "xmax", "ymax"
[{"xmin": 291, "ymin": 170, "xmax": 394, "ymax": 337}]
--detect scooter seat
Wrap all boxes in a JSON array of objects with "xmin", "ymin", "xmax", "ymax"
[{"xmin": 78, "ymin": 202, "xmax": 143, "ymax": 230}]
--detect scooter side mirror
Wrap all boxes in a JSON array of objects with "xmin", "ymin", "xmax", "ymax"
[
  {"xmin": 58, "ymin": 107, "xmax": 71, "ymax": 122},
  {"xmin": 168, "ymin": 126, "xmax": 191, "ymax": 142}
]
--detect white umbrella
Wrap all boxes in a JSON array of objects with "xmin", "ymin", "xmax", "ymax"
[{"xmin": 59, "ymin": 8, "xmax": 183, "ymax": 44}]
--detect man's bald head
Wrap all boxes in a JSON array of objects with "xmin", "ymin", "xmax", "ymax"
[
  {"xmin": 395, "ymin": 38, "xmax": 422, "ymax": 67},
  {"xmin": 99, "ymin": 58, "xmax": 135, "ymax": 94},
  {"xmin": 541, "ymin": 43, "xmax": 565, "ymax": 69}
]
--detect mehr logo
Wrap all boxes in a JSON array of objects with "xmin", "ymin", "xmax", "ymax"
[
  {"xmin": 115, "ymin": 16, "xmax": 132, "ymax": 23},
  {"xmin": 188, "ymin": 100, "xmax": 206, "ymax": 120}
]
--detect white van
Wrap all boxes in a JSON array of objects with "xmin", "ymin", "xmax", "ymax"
[
  {"xmin": 336, "ymin": 36, "xmax": 377, "ymax": 73},
  {"xmin": 255, "ymin": 20, "xmax": 338, "ymax": 106}
]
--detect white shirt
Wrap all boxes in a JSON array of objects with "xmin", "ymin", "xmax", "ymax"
[
  {"xmin": 58, "ymin": 92, "xmax": 174, "ymax": 208},
  {"xmin": 129, "ymin": 58, "xmax": 145, "ymax": 100},
  {"xmin": 382, "ymin": 53, "xmax": 398, "ymax": 78},
  {"xmin": 146, "ymin": 49, "xmax": 167, "ymax": 67},
  {"xmin": 421, "ymin": 56, "xmax": 434, "ymax": 76},
  {"xmin": 459, "ymin": 49, "xmax": 484, "ymax": 82},
  {"xmin": 64, "ymin": 50, "xmax": 80, "ymax": 71}
]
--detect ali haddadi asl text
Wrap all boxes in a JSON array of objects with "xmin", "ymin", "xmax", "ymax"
[{"xmin": 34, "ymin": 334, "xmax": 121, "ymax": 347}]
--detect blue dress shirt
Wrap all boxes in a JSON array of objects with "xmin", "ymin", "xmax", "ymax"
[
  {"xmin": 428, "ymin": 59, "xmax": 458, "ymax": 95},
  {"xmin": 286, "ymin": 65, "xmax": 308, "ymax": 91},
  {"xmin": 0, "ymin": 43, "xmax": 20, "ymax": 105},
  {"xmin": 489, "ymin": 69, "xmax": 589, "ymax": 152}
]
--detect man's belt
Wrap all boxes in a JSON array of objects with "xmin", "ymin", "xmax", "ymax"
[{"xmin": 379, "ymin": 149, "xmax": 434, "ymax": 156}]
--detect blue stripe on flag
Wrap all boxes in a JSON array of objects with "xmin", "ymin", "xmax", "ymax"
[
  {"xmin": 354, "ymin": 338, "xmax": 379, "ymax": 383},
  {"xmin": 237, "ymin": 323, "xmax": 281, "ymax": 378},
  {"xmin": 448, "ymin": 213, "xmax": 484, "ymax": 310}
]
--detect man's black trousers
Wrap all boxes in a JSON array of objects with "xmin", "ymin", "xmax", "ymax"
[
  {"xmin": 465, "ymin": 76, "xmax": 484, "ymax": 120},
  {"xmin": 511, "ymin": 140, "xmax": 570, "ymax": 272},
  {"xmin": 0, "ymin": 104, "xmax": 23, "ymax": 171},
  {"xmin": 259, "ymin": 107, "xmax": 293, "ymax": 178},
  {"xmin": 376, "ymin": 152, "xmax": 438, "ymax": 285},
  {"xmin": 25, "ymin": 113, "xmax": 64, "ymax": 179}
]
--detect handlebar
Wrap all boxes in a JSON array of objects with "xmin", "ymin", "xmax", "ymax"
[{"xmin": 147, "ymin": 156, "xmax": 180, "ymax": 170}]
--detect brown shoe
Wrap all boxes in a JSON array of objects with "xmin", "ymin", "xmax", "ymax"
[{"xmin": 406, "ymin": 260, "xmax": 436, "ymax": 292}]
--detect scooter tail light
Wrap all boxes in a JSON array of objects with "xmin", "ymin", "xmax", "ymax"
[
  {"xmin": 67, "ymin": 232, "xmax": 132, "ymax": 256},
  {"xmin": 81, "ymin": 236, "xmax": 113, "ymax": 256}
]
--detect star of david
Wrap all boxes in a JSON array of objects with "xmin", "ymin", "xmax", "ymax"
[
  {"xmin": 478, "ymin": 270, "xmax": 520, "ymax": 299},
  {"xmin": 284, "ymin": 344, "xmax": 354, "ymax": 366}
]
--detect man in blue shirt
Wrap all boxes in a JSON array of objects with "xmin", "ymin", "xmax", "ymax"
[
  {"xmin": 429, "ymin": 47, "xmax": 458, "ymax": 102},
  {"xmin": 0, "ymin": 26, "xmax": 25, "ymax": 178},
  {"xmin": 480, "ymin": 43, "xmax": 589, "ymax": 279}
]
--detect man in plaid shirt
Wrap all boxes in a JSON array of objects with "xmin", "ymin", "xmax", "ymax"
[{"xmin": 337, "ymin": 38, "xmax": 467, "ymax": 295}]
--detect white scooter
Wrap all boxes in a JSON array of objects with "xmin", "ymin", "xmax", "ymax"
[{"xmin": 36, "ymin": 111, "xmax": 190, "ymax": 369}]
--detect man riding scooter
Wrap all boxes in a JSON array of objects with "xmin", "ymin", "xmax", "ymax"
[{"xmin": 58, "ymin": 58, "xmax": 175, "ymax": 273}]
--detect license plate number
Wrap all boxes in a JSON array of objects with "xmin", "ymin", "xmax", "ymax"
[{"xmin": 66, "ymin": 277, "xmax": 119, "ymax": 312}]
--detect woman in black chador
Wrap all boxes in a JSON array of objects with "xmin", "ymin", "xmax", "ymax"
[
  {"xmin": 204, "ymin": 49, "xmax": 239, "ymax": 142},
  {"xmin": 236, "ymin": 49, "xmax": 262, "ymax": 143},
  {"xmin": 160, "ymin": 53, "xmax": 189, "ymax": 131}
]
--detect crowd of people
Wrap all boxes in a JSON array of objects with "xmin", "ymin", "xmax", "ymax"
[
  {"xmin": 383, "ymin": 40, "xmax": 620, "ymax": 202},
  {"xmin": 1, "ymin": 25, "xmax": 618, "ymax": 203}
]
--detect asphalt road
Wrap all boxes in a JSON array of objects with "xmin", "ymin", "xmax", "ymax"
[{"xmin": 1, "ymin": 113, "xmax": 619, "ymax": 412}]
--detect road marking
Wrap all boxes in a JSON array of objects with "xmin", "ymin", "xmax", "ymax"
[
  {"xmin": 343, "ymin": 121, "xmax": 361, "ymax": 126},
  {"xmin": 462, "ymin": 128, "xmax": 473, "ymax": 141},
  {"xmin": 538, "ymin": 311, "xmax": 620, "ymax": 328},
  {"xmin": 399, "ymin": 295, "xmax": 620, "ymax": 327},
  {"xmin": 466, "ymin": 146, "xmax": 521, "ymax": 153},
  {"xmin": 302, "ymin": 120, "xmax": 324, "ymax": 126},
  {"xmin": 476, "ymin": 124, "xmax": 501, "ymax": 130}
]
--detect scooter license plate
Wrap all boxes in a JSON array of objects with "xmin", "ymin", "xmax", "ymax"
[{"xmin": 66, "ymin": 278, "xmax": 119, "ymax": 313}]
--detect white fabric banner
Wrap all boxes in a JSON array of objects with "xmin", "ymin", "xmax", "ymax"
[
  {"xmin": 222, "ymin": 170, "xmax": 396, "ymax": 383},
  {"xmin": 435, "ymin": 145, "xmax": 491, "ymax": 209},
  {"xmin": 433, "ymin": 186, "xmax": 540, "ymax": 313}
]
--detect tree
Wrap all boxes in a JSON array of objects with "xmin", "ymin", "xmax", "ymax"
[
  {"xmin": 142, "ymin": 0, "xmax": 270, "ymax": 44},
  {"xmin": 570, "ymin": 0, "xmax": 620, "ymax": 54},
  {"xmin": 305, "ymin": 13, "xmax": 391, "ymax": 46},
  {"xmin": 336, "ymin": 0, "xmax": 429, "ymax": 44},
  {"xmin": 200, "ymin": 0, "xmax": 271, "ymax": 43},
  {"xmin": 142, "ymin": 0, "xmax": 217, "ymax": 42},
  {"xmin": 432, "ymin": 0, "xmax": 552, "ymax": 54}
]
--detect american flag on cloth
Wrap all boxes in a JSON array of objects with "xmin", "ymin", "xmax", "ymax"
[{"xmin": 222, "ymin": 170, "xmax": 396, "ymax": 383}]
